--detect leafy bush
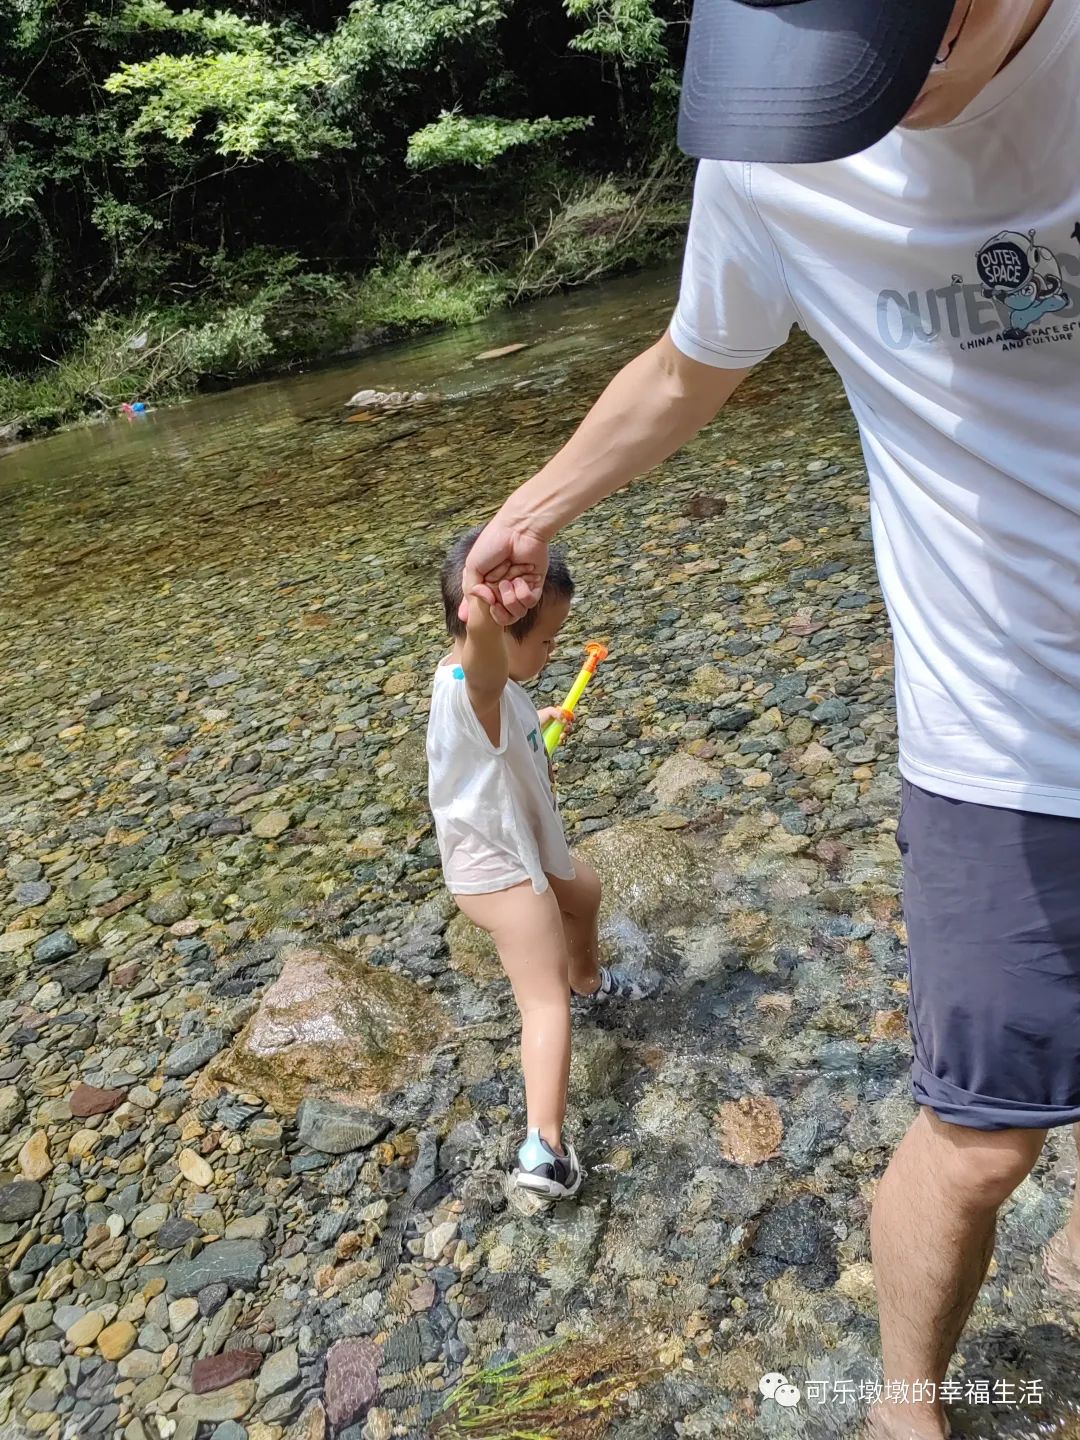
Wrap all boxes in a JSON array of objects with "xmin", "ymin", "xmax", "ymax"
[
  {"xmin": 354, "ymin": 254, "xmax": 508, "ymax": 330},
  {"xmin": 176, "ymin": 305, "xmax": 274, "ymax": 373},
  {"xmin": 0, "ymin": 294, "xmax": 55, "ymax": 366},
  {"xmin": 407, "ymin": 113, "xmax": 592, "ymax": 169},
  {"xmin": 566, "ymin": 0, "xmax": 671, "ymax": 66},
  {"xmin": 0, "ymin": 314, "xmax": 157, "ymax": 431},
  {"xmin": 513, "ymin": 168, "xmax": 688, "ymax": 299},
  {"xmin": 0, "ymin": 260, "xmax": 370, "ymax": 430},
  {"xmin": 101, "ymin": 0, "xmax": 348, "ymax": 158}
]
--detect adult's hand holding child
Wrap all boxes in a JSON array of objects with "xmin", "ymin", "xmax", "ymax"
[{"xmin": 460, "ymin": 518, "xmax": 549, "ymax": 627}]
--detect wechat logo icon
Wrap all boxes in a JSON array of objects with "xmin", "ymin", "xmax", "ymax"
[{"xmin": 760, "ymin": 1371, "xmax": 802, "ymax": 1408}]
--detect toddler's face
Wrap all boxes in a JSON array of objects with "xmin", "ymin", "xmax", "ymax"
[{"xmin": 507, "ymin": 594, "xmax": 571, "ymax": 682}]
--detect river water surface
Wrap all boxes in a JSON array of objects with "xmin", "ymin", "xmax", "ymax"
[{"xmin": 1, "ymin": 270, "xmax": 1078, "ymax": 1439}]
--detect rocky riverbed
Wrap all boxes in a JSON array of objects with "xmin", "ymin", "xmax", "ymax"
[{"xmin": 1, "ymin": 273, "xmax": 1078, "ymax": 1440}]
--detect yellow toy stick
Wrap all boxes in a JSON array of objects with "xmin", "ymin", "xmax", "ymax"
[{"xmin": 543, "ymin": 642, "xmax": 609, "ymax": 755}]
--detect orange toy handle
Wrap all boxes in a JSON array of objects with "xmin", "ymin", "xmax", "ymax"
[{"xmin": 542, "ymin": 641, "xmax": 609, "ymax": 755}]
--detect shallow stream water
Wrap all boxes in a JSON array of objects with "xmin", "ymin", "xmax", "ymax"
[{"xmin": 2, "ymin": 268, "xmax": 1078, "ymax": 1439}]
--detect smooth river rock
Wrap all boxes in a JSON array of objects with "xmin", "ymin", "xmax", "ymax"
[
  {"xmin": 0, "ymin": 1181, "xmax": 44, "ymax": 1222},
  {"xmin": 165, "ymin": 1240, "xmax": 265, "ymax": 1298},
  {"xmin": 200, "ymin": 944, "xmax": 450, "ymax": 1113},
  {"xmin": 296, "ymin": 1098, "xmax": 389, "ymax": 1155},
  {"xmin": 33, "ymin": 929, "xmax": 78, "ymax": 964},
  {"xmin": 18, "ymin": 1132, "xmax": 52, "ymax": 1181},
  {"xmin": 324, "ymin": 1338, "xmax": 381, "ymax": 1430},
  {"xmin": 177, "ymin": 1380, "xmax": 256, "ymax": 1423},
  {"xmin": 192, "ymin": 1349, "xmax": 263, "ymax": 1393},
  {"xmin": 70, "ymin": 1082, "xmax": 127, "ymax": 1117},
  {"xmin": 165, "ymin": 1031, "xmax": 225, "ymax": 1077},
  {"xmin": 575, "ymin": 819, "xmax": 713, "ymax": 928}
]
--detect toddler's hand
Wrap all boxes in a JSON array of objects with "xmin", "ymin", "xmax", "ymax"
[
  {"xmin": 465, "ymin": 588, "xmax": 499, "ymax": 629},
  {"xmin": 538, "ymin": 707, "xmax": 573, "ymax": 731}
]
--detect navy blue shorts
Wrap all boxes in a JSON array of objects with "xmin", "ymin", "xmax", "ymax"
[{"xmin": 898, "ymin": 779, "xmax": 1080, "ymax": 1132}]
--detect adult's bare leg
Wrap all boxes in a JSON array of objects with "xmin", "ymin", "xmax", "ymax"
[
  {"xmin": 868, "ymin": 1109, "xmax": 1046, "ymax": 1438},
  {"xmin": 1044, "ymin": 1121, "xmax": 1080, "ymax": 1300}
]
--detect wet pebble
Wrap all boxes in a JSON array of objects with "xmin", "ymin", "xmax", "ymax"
[
  {"xmin": 33, "ymin": 930, "xmax": 79, "ymax": 964},
  {"xmin": 164, "ymin": 1031, "xmax": 225, "ymax": 1077}
]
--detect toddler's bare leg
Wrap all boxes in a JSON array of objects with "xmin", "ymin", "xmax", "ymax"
[
  {"xmin": 455, "ymin": 881, "xmax": 572, "ymax": 1150},
  {"xmin": 547, "ymin": 861, "xmax": 603, "ymax": 996}
]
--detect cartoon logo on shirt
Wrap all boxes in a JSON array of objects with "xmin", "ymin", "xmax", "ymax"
[
  {"xmin": 975, "ymin": 230, "xmax": 1069, "ymax": 341},
  {"xmin": 875, "ymin": 224, "xmax": 1080, "ymax": 353}
]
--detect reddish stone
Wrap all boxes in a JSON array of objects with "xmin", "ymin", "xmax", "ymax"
[
  {"xmin": 70, "ymin": 1083, "xmax": 127, "ymax": 1118},
  {"xmin": 111, "ymin": 963, "xmax": 140, "ymax": 989},
  {"xmin": 94, "ymin": 891, "xmax": 141, "ymax": 918},
  {"xmin": 407, "ymin": 1280, "xmax": 436, "ymax": 1312},
  {"xmin": 814, "ymin": 838, "xmax": 849, "ymax": 875},
  {"xmin": 325, "ymin": 1338, "xmax": 380, "ymax": 1430},
  {"xmin": 191, "ymin": 1349, "xmax": 262, "ymax": 1394}
]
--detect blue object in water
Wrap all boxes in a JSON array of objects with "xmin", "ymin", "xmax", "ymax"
[{"xmin": 131, "ymin": 401, "xmax": 147, "ymax": 413}]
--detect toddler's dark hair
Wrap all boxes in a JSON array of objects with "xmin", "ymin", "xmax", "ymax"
[{"xmin": 441, "ymin": 526, "xmax": 574, "ymax": 641}]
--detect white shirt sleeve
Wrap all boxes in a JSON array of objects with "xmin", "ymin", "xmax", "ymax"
[
  {"xmin": 445, "ymin": 666, "xmax": 509, "ymax": 755},
  {"xmin": 670, "ymin": 160, "xmax": 798, "ymax": 369}
]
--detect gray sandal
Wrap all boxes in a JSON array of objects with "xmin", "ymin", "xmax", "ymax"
[{"xmin": 575, "ymin": 965, "xmax": 656, "ymax": 1002}]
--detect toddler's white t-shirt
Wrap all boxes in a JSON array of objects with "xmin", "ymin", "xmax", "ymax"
[
  {"xmin": 426, "ymin": 660, "xmax": 576, "ymax": 895},
  {"xmin": 670, "ymin": 0, "xmax": 1080, "ymax": 818}
]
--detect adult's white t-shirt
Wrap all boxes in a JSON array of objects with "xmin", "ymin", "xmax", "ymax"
[{"xmin": 670, "ymin": 0, "xmax": 1080, "ymax": 818}]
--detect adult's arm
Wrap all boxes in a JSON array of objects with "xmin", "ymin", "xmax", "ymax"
[{"xmin": 464, "ymin": 331, "xmax": 751, "ymax": 624}]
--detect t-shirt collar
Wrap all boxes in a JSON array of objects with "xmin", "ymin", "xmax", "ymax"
[{"xmin": 942, "ymin": 0, "xmax": 1079, "ymax": 128}]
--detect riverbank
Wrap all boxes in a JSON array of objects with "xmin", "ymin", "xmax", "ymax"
[
  {"xmin": 0, "ymin": 176, "xmax": 687, "ymax": 446},
  {"xmin": 2, "ymin": 280, "xmax": 1078, "ymax": 1440}
]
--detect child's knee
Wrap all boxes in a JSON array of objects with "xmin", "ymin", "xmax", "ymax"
[
  {"xmin": 568, "ymin": 861, "xmax": 602, "ymax": 917},
  {"xmin": 516, "ymin": 978, "xmax": 572, "ymax": 1020}
]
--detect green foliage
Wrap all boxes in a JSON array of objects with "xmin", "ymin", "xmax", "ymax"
[
  {"xmin": 102, "ymin": 2, "xmax": 346, "ymax": 159},
  {"xmin": 0, "ymin": 313, "xmax": 170, "ymax": 431},
  {"xmin": 0, "ymin": 145, "xmax": 41, "ymax": 222},
  {"xmin": 0, "ymin": 295, "xmax": 52, "ymax": 359},
  {"xmin": 564, "ymin": 0, "xmax": 669, "ymax": 67},
  {"xmin": 407, "ymin": 112, "xmax": 592, "ymax": 169},
  {"xmin": 101, "ymin": 0, "xmax": 276, "ymax": 47},
  {"xmin": 0, "ymin": 256, "xmax": 368, "ymax": 431},
  {"xmin": 2, "ymin": 0, "xmax": 693, "ymax": 434},
  {"xmin": 355, "ymin": 254, "xmax": 507, "ymax": 329},
  {"xmin": 91, "ymin": 199, "xmax": 161, "ymax": 245},
  {"xmin": 177, "ymin": 303, "xmax": 274, "ymax": 371},
  {"xmin": 327, "ymin": 0, "xmax": 508, "ymax": 73},
  {"xmin": 431, "ymin": 1332, "xmax": 663, "ymax": 1439},
  {"xmin": 514, "ymin": 168, "xmax": 686, "ymax": 299},
  {"xmin": 107, "ymin": 49, "xmax": 346, "ymax": 157}
]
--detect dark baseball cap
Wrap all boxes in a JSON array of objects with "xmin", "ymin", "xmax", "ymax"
[{"xmin": 678, "ymin": 0, "xmax": 955, "ymax": 164}]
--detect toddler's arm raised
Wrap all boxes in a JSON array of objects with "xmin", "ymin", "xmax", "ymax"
[{"xmin": 461, "ymin": 591, "xmax": 508, "ymax": 746}]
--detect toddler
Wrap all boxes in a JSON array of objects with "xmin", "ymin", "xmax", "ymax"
[{"xmin": 426, "ymin": 527, "xmax": 643, "ymax": 1199}]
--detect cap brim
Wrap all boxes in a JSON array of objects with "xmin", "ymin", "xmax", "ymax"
[{"xmin": 678, "ymin": 0, "xmax": 954, "ymax": 164}]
